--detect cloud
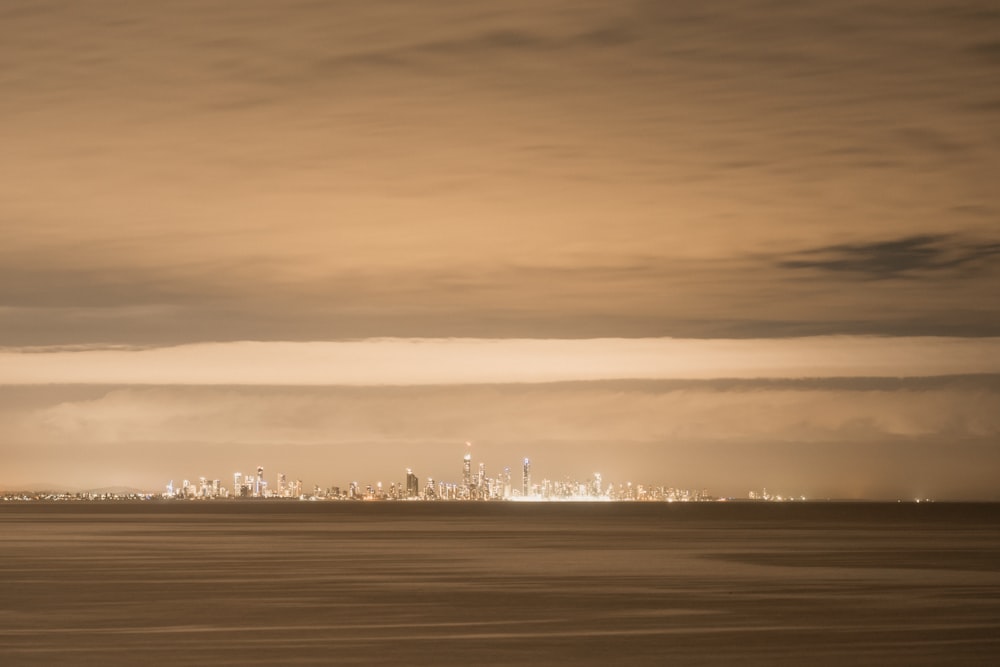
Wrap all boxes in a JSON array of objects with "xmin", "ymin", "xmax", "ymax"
[
  {"xmin": 968, "ymin": 40, "xmax": 1000, "ymax": 65},
  {"xmin": 2, "ymin": 0, "xmax": 1000, "ymax": 348},
  {"xmin": 313, "ymin": 29, "xmax": 557, "ymax": 75},
  {"xmin": 4, "ymin": 378, "xmax": 999, "ymax": 498},
  {"xmin": 13, "ymin": 378, "xmax": 999, "ymax": 447},
  {"xmin": 894, "ymin": 128, "xmax": 968, "ymax": 155},
  {"xmin": 3, "ymin": 246, "xmax": 1000, "ymax": 345},
  {"xmin": 3, "ymin": 337, "xmax": 1000, "ymax": 385},
  {"xmin": 777, "ymin": 235, "xmax": 1000, "ymax": 280}
]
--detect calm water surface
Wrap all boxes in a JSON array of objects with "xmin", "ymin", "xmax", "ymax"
[{"xmin": 1, "ymin": 502, "xmax": 998, "ymax": 665}]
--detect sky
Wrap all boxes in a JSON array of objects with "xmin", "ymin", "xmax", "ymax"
[{"xmin": 1, "ymin": 1, "xmax": 998, "ymax": 497}]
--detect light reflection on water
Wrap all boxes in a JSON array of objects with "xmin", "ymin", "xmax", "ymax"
[{"xmin": 0, "ymin": 502, "xmax": 998, "ymax": 665}]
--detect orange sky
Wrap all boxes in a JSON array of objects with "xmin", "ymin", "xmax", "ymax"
[
  {"xmin": 2, "ymin": 0, "xmax": 998, "ymax": 344},
  {"xmin": 1, "ymin": 1, "xmax": 998, "ymax": 496}
]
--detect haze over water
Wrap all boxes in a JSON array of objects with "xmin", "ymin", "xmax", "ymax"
[{"xmin": 2, "ymin": 502, "xmax": 998, "ymax": 666}]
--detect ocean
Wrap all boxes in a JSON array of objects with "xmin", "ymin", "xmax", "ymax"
[{"xmin": 1, "ymin": 502, "xmax": 998, "ymax": 665}]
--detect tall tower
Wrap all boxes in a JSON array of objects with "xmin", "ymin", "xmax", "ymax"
[
  {"xmin": 522, "ymin": 458, "xmax": 531, "ymax": 497},
  {"xmin": 463, "ymin": 451, "xmax": 472, "ymax": 490},
  {"xmin": 256, "ymin": 466, "xmax": 264, "ymax": 497},
  {"xmin": 406, "ymin": 468, "xmax": 419, "ymax": 498}
]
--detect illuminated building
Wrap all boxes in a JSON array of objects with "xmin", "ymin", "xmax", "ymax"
[
  {"xmin": 406, "ymin": 468, "xmax": 419, "ymax": 498},
  {"xmin": 145, "ymin": 453, "xmax": 714, "ymax": 504}
]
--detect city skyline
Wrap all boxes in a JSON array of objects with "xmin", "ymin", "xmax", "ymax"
[
  {"xmin": 0, "ymin": 439, "xmax": 938, "ymax": 503},
  {"xmin": 0, "ymin": 443, "xmax": 763, "ymax": 503},
  {"xmin": 4, "ymin": 376, "xmax": 997, "ymax": 500},
  {"xmin": 2, "ymin": 1, "xmax": 999, "ymax": 499}
]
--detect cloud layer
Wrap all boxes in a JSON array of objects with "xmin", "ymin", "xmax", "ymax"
[
  {"xmin": 2, "ymin": 1, "xmax": 998, "ymax": 344},
  {"xmin": 3, "ymin": 337, "xmax": 1000, "ymax": 385},
  {"xmin": 4, "ymin": 378, "xmax": 999, "ymax": 498}
]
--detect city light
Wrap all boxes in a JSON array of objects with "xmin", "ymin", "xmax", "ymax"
[{"xmin": 1, "ymin": 444, "xmax": 729, "ymax": 503}]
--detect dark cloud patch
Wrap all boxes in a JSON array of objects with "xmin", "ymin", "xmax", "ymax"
[
  {"xmin": 430, "ymin": 29, "xmax": 551, "ymax": 53},
  {"xmin": 966, "ymin": 98, "xmax": 1000, "ymax": 112},
  {"xmin": 319, "ymin": 50, "xmax": 415, "ymax": 72},
  {"xmin": 316, "ymin": 24, "xmax": 630, "ymax": 76},
  {"xmin": 967, "ymin": 40, "xmax": 1000, "ymax": 64},
  {"xmin": 931, "ymin": 5, "xmax": 1000, "ymax": 23},
  {"xmin": 778, "ymin": 235, "xmax": 1000, "ymax": 280},
  {"xmin": 571, "ymin": 25, "xmax": 635, "ymax": 48},
  {"xmin": 895, "ymin": 128, "xmax": 968, "ymax": 155},
  {"xmin": 658, "ymin": 316, "xmax": 1000, "ymax": 340},
  {"xmin": 306, "ymin": 29, "xmax": 566, "ymax": 83}
]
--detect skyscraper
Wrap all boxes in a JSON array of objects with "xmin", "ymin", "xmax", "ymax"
[
  {"xmin": 522, "ymin": 458, "xmax": 531, "ymax": 497},
  {"xmin": 406, "ymin": 468, "xmax": 419, "ymax": 498},
  {"xmin": 463, "ymin": 451, "xmax": 472, "ymax": 490}
]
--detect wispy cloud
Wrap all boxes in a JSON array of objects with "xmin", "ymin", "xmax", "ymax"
[{"xmin": 778, "ymin": 235, "xmax": 1000, "ymax": 280}]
